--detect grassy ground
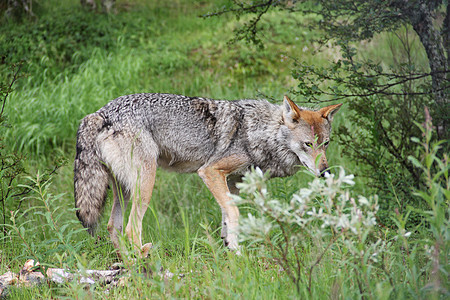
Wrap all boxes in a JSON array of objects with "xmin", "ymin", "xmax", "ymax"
[{"xmin": 0, "ymin": 0, "xmax": 444, "ymax": 298}]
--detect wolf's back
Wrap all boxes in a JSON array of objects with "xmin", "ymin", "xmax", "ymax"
[{"xmin": 74, "ymin": 113, "xmax": 109, "ymax": 235}]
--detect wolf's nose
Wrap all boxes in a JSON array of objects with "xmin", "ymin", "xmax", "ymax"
[{"xmin": 320, "ymin": 168, "xmax": 329, "ymax": 177}]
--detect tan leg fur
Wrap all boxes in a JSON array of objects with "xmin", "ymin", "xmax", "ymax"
[
  {"xmin": 124, "ymin": 160, "xmax": 157, "ymax": 258},
  {"xmin": 107, "ymin": 180, "xmax": 129, "ymax": 259},
  {"xmin": 198, "ymin": 154, "xmax": 248, "ymax": 251}
]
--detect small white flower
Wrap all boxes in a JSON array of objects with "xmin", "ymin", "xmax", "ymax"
[
  {"xmin": 370, "ymin": 252, "xmax": 378, "ymax": 263},
  {"xmin": 358, "ymin": 196, "xmax": 369, "ymax": 206},
  {"xmin": 342, "ymin": 174, "xmax": 355, "ymax": 186},
  {"xmin": 298, "ymin": 188, "xmax": 313, "ymax": 198},
  {"xmin": 336, "ymin": 214, "xmax": 350, "ymax": 229}
]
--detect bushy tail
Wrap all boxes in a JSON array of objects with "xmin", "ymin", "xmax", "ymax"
[{"xmin": 74, "ymin": 113, "xmax": 109, "ymax": 235}]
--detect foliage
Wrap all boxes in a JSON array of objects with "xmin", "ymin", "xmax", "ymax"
[
  {"xmin": 407, "ymin": 107, "xmax": 449, "ymax": 296},
  {"xmin": 209, "ymin": 0, "xmax": 449, "ymax": 226},
  {"xmin": 235, "ymin": 167, "xmax": 379, "ymax": 296},
  {"xmin": 6, "ymin": 173, "xmax": 86, "ymax": 271},
  {"xmin": 3, "ymin": 172, "xmax": 104, "ymax": 299},
  {"xmin": 235, "ymin": 114, "xmax": 448, "ymax": 298},
  {"xmin": 0, "ymin": 65, "xmax": 28, "ymax": 236},
  {"xmin": 0, "ymin": 65, "xmax": 62, "ymax": 238},
  {"xmin": 0, "ymin": 7, "xmax": 144, "ymax": 84}
]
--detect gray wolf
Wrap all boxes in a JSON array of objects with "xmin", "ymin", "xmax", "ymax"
[{"xmin": 74, "ymin": 93, "xmax": 342, "ymax": 257}]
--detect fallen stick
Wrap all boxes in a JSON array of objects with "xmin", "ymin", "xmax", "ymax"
[{"xmin": 0, "ymin": 259, "xmax": 124, "ymax": 297}]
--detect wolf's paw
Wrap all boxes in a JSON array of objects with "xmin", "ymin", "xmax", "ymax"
[
  {"xmin": 141, "ymin": 242, "xmax": 153, "ymax": 258},
  {"xmin": 223, "ymin": 233, "xmax": 240, "ymax": 255},
  {"xmin": 224, "ymin": 242, "xmax": 241, "ymax": 256}
]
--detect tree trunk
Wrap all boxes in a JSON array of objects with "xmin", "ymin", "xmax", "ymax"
[
  {"xmin": 443, "ymin": 3, "xmax": 450, "ymax": 76},
  {"xmin": 407, "ymin": 0, "xmax": 449, "ymax": 139}
]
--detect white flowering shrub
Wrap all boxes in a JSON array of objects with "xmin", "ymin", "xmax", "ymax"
[
  {"xmin": 233, "ymin": 109, "xmax": 448, "ymax": 298},
  {"xmin": 236, "ymin": 168, "xmax": 378, "ymax": 237},
  {"xmin": 233, "ymin": 167, "xmax": 384, "ymax": 295}
]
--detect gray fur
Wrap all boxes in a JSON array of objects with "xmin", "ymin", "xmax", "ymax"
[{"xmin": 74, "ymin": 93, "xmax": 338, "ymax": 239}]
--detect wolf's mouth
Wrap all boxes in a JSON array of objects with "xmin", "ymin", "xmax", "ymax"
[{"xmin": 294, "ymin": 150, "xmax": 319, "ymax": 176}]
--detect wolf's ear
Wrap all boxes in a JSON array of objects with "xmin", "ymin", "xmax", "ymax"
[
  {"xmin": 283, "ymin": 95, "xmax": 302, "ymax": 123},
  {"xmin": 319, "ymin": 103, "xmax": 342, "ymax": 122}
]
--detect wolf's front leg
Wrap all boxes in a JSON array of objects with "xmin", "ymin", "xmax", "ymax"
[
  {"xmin": 223, "ymin": 175, "xmax": 242, "ymax": 248},
  {"xmin": 220, "ymin": 209, "xmax": 228, "ymax": 240},
  {"xmin": 223, "ymin": 210, "xmax": 239, "ymax": 251},
  {"xmin": 217, "ymin": 203, "xmax": 239, "ymax": 250},
  {"xmin": 198, "ymin": 156, "xmax": 247, "ymax": 252}
]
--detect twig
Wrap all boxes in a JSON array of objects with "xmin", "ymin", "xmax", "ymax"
[
  {"xmin": 1, "ymin": 64, "xmax": 22, "ymax": 119},
  {"xmin": 307, "ymin": 233, "xmax": 341, "ymax": 294}
]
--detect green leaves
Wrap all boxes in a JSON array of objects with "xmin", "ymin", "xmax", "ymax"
[{"xmin": 7, "ymin": 172, "xmax": 87, "ymax": 274}]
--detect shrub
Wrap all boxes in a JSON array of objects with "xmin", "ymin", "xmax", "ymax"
[{"xmin": 234, "ymin": 109, "xmax": 448, "ymax": 298}]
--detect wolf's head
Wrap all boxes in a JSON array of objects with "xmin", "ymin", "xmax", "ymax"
[{"xmin": 281, "ymin": 95, "xmax": 342, "ymax": 176}]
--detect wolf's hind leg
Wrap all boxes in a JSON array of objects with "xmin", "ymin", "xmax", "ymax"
[
  {"xmin": 107, "ymin": 180, "xmax": 129, "ymax": 257},
  {"xmin": 125, "ymin": 159, "xmax": 157, "ymax": 258}
]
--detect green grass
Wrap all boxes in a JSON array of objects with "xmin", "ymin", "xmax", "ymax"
[{"xmin": 0, "ymin": 0, "xmax": 444, "ymax": 298}]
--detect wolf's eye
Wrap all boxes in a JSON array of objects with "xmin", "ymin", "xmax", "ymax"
[
  {"xmin": 324, "ymin": 141, "xmax": 330, "ymax": 147},
  {"xmin": 304, "ymin": 142, "xmax": 313, "ymax": 148}
]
